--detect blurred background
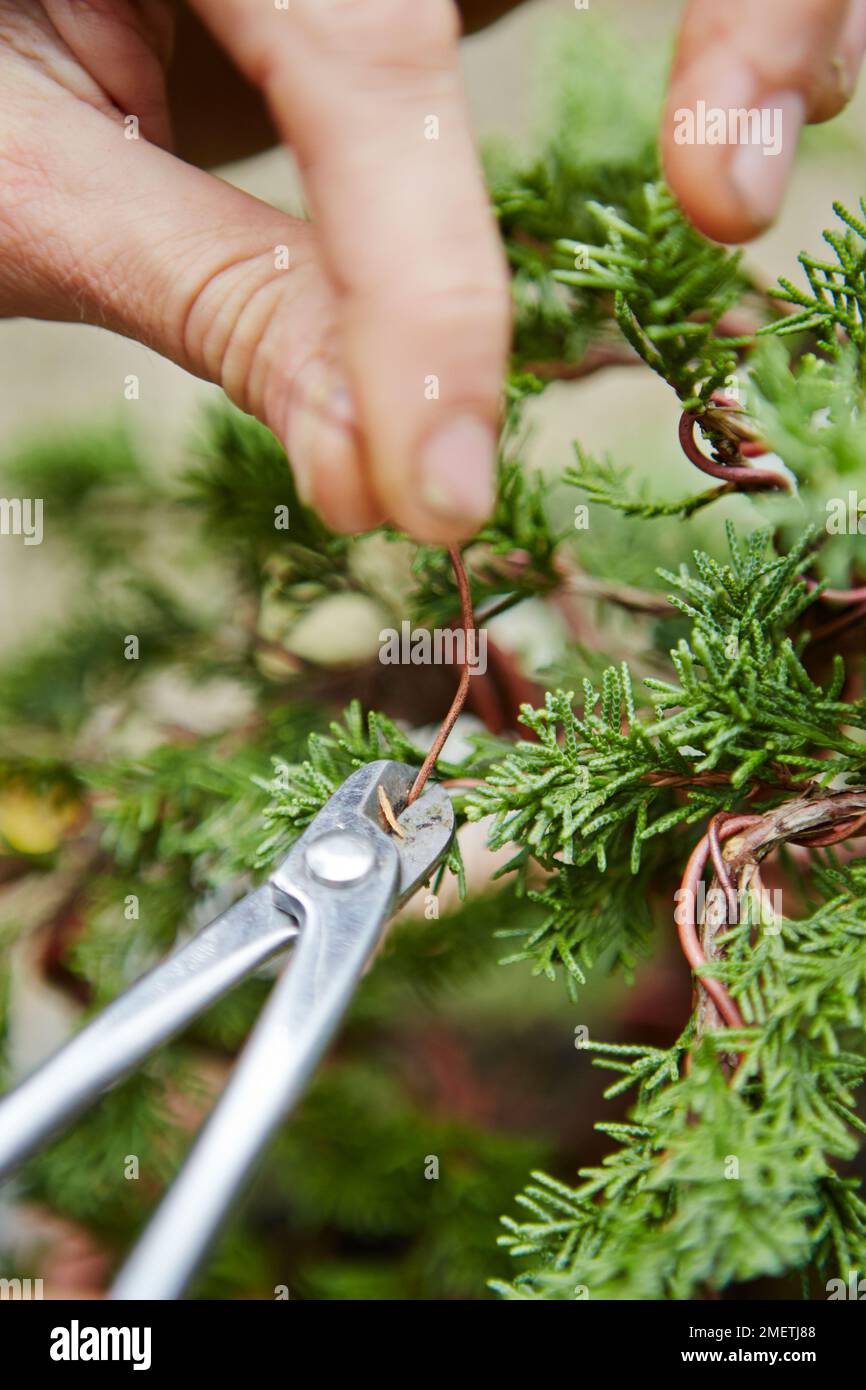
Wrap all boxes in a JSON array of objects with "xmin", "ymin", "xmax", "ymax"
[{"xmin": 2, "ymin": 0, "xmax": 866, "ymax": 1300}]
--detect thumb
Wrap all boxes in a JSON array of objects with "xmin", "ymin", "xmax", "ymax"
[{"xmin": 1, "ymin": 91, "xmax": 384, "ymax": 532}]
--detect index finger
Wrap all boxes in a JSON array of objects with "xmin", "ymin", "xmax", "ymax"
[{"xmin": 189, "ymin": 0, "xmax": 511, "ymax": 542}]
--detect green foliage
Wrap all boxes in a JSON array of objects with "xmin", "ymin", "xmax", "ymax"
[
  {"xmin": 254, "ymin": 1062, "xmax": 546, "ymax": 1301},
  {"xmin": 762, "ymin": 198, "xmax": 866, "ymax": 371},
  {"xmin": 469, "ymin": 527, "xmax": 862, "ymax": 889},
  {"xmin": 185, "ymin": 407, "xmax": 339, "ymax": 581},
  {"xmin": 0, "ymin": 586, "xmax": 203, "ymax": 736},
  {"xmin": 566, "ymin": 445, "xmax": 728, "ymax": 521},
  {"xmin": 554, "ymin": 183, "xmax": 748, "ymax": 407},
  {"xmin": 467, "ymin": 673, "xmax": 687, "ymax": 875},
  {"xmin": 546, "ymin": 195, "xmax": 866, "ymax": 600},
  {"xmin": 748, "ymin": 340, "xmax": 866, "ymax": 482},
  {"xmin": 353, "ymin": 890, "xmax": 517, "ymax": 1018},
  {"xmin": 716, "ymin": 855, "xmax": 866, "ymax": 1161},
  {"xmin": 495, "ymin": 1043, "xmax": 827, "ymax": 1300},
  {"xmin": 0, "ymin": 429, "xmax": 146, "ymax": 564},
  {"xmin": 745, "ymin": 339, "xmax": 866, "ymax": 585},
  {"xmin": 1, "ymin": 428, "xmax": 142, "ymax": 507},
  {"xmin": 488, "ymin": 17, "xmax": 663, "ymax": 372},
  {"xmin": 497, "ymin": 854, "xmax": 655, "ymax": 1002},
  {"xmin": 86, "ymin": 703, "xmax": 322, "ymax": 880},
  {"xmin": 552, "ymin": 197, "xmax": 866, "ymax": 598},
  {"xmin": 495, "ymin": 851, "xmax": 866, "ymax": 1300},
  {"xmin": 257, "ymin": 701, "xmax": 424, "ymax": 847},
  {"xmin": 18, "ymin": 1058, "xmax": 191, "ymax": 1240},
  {"xmin": 648, "ymin": 524, "xmax": 866, "ymax": 780}
]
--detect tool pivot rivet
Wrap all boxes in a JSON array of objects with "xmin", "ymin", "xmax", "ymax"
[{"xmin": 305, "ymin": 829, "xmax": 375, "ymax": 885}]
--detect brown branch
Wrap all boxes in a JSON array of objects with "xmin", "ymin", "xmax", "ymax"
[
  {"xmin": 560, "ymin": 569, "xmax": 674, "ymax": 617},
  {"xmin": 806, "ymin": 579, "xmax": 866, "ymax": 608},
  {"xmin": 708, "ymin": 812, "xmax": 739, "ymax": 924},
  {"xmin": 645, "ymin": 768, "xmax": 796, "ymax": 794},
  {"xmin": 810, "ymin": 601, "xmax": 866, "ymax": 644},
  {"xmin": 522, "ymin": 344, "xmax": 640, "ymax": 381}
]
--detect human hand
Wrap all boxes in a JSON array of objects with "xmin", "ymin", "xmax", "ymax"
[
  {"xmin": 0, "ymin": 0, "xmax": 511, "ymax": 541},
  {"xmin": 469, "ymin": 0, "xmax": 865, "ymax": 244},
  {"xmin": 661, "ymin": 0, "xmax": 866, "ymax": 242}
]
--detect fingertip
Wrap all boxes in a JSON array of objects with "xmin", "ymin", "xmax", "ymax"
[
  {"xmin": 387, "ymin": 505, "xmax": 482, "ymax": 548},
  {"xmin": 343, "ymin": 298, "xmax": 506, "ymax": 544},
  {"xmin": 287, "ymin": 409, "xmax": 383, "ymax": 534},
  {"xmin": 662, "ymin": 68, "xmax": 804, "ymax": 243},
  {"xmin": 282, "ymin": 358, "xmax": 383, "ymax": 533},
  {"xmin": 379, "ymin": 412, "xmax": 496, "ymax": 544},
  {"xmin": 417, "ymin": 413, "xmax": 496, "ymax": 533},
  {"xmin": 303, "ymin": 454, "xmax": 384, "ymax": 535},
  {"xmin": 728, "ymin": 90, "xmax": 804, "ymax": 235},
  {"xmin": 663, "ymin": 144, "xmax": 756, "ymax": 244},
  {"xmin": 663, "ymin": 138, "xmax": 765, "ymax": 244}
]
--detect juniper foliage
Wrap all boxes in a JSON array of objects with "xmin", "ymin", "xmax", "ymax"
[
  {"xmin": 2, "ymin": 18, "xmax": 866, "ymax": 1304},
  {"xmin": 554, "ymin": 184, "xmax": 749, "ymax": 408},
  {"xmin": 761, "ymin": 197, "xmax": 866, "ymax": 370}
]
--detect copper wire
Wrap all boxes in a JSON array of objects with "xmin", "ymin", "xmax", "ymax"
[
  {"xmin": 678, "ymin": 409, "xmax": 789, "ymax": 493},
  {"xmin": 406, "ymin": 545, "xmax": 475, "ymax": 806},
  {"xmin": 676, "ymin": 814, "xmax": 761, "ymax": 1031}
]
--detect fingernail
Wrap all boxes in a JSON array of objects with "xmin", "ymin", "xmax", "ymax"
[
  {"xmin": 729, "ymin": 91, "xmax": 805, "ymax": 230},
  {"xmin": 285, "ymin": 361, "xmax": 356, "ymax": 504},
  {"xmin": 288, "ymin": 424, "xmax": 314, "ymax": 504},
  {"xmin": 286, "ymin": 404, "xmax": 355, "ymax": 506},
  {"xmin": 418, "ymin": 415, "xmax": 496, "ymax": 529}
]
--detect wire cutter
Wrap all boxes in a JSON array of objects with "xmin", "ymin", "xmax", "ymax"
[{"xmin": 0, "ymin": 760, "xmax": 454, "ymax": 1299}]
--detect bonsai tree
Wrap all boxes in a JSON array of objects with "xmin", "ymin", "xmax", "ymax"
[{"xmin": 1, "ymin": 21, "xmax": 865, "ymax": 1301}]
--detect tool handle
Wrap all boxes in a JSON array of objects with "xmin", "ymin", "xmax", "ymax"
[
  {"xmin": 0, "ymin": 886, "xmax": 293, "ymax": 1179},
  {"xmin": 111, "ymin": 858, "xmax": 397, "ymax": 1299}
]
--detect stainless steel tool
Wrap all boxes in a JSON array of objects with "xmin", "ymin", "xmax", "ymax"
[{"xmin": 0, "ymin": 760, "xmax": 454, "ymax": 1299}]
